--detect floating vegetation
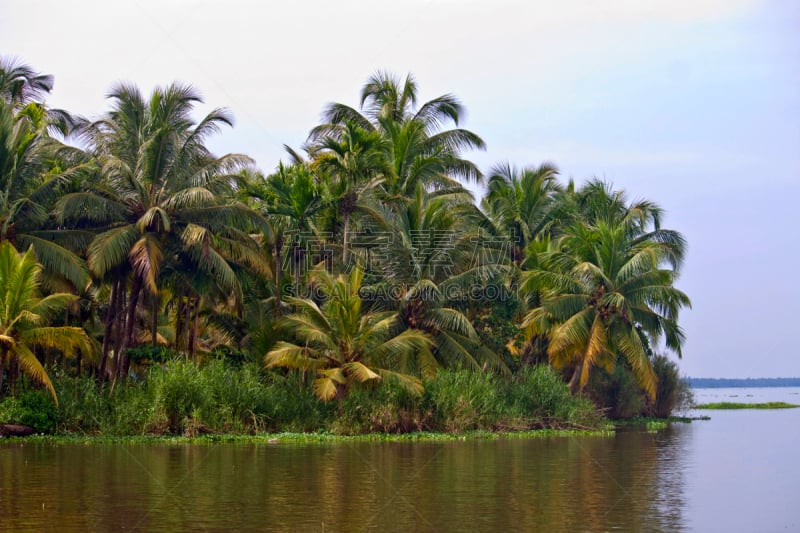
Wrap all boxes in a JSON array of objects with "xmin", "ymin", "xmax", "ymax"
[
  {"xmin": 0, "ymin": 428, "xmax": 615, "ymax": 446},
  {"xmin": 694, "ymin": 402, "xmax": 799, "ymax": 410}
]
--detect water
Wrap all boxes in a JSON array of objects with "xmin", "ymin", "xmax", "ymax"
[{"xmin": 1, "ymin": 388, "xmax": 798, "ymax": 532}]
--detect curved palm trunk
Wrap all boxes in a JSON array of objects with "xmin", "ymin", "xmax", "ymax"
[{"xmin": 569, "ymin": 363, "xmax": 583, "ymax": 395}]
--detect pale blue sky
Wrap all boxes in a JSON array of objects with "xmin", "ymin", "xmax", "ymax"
[{"xmin": 2, "ymin": 0, "xmax": 798, "ymax": 377}]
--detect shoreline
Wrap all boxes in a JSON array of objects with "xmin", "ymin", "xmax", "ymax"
[{"xmin": 1, "ymin": 428, "xmax": 618, "ymax": 445}]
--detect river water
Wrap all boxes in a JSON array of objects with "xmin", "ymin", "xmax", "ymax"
[{"xmin": 1, "ymin": 387, "xmax": 798, "ymax": 532}]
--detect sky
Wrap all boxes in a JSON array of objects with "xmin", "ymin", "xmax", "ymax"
[{"xmin": 2, "ymin": 0, "xmax": 798, "ymax": 378}]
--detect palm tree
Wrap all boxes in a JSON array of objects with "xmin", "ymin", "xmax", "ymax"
[
  {"xmin": 265, "ymin": 267, "xmax": 434, "ymax": 401},
  {"xmin": 482, "ymin": 162, "xmax": 562, "ymax": 265},
  {"xmin": 0, "ymin": 57, "xmax": 53, "ymax": 107},
  {"xmin": 378, "ymin": 185, "xmax": 507, "ymax": 373},
  {"xmin": 382, "ymin": 185, "xmax": 480, "ymax": 285},
  {"xmin": 247, "ymin": 161, "xmax": 326, "ymax": 307},
  {"xmin": 0, "ymin": 242, "xmax": 92, "ymax": 403},
  {"xmin": 59, "ymin": 82, "xmax": 267, "ymax": 373},
  {"xmin": 378, "ymin": 111, "xmax": 485, "ymax": 203},
  {"xmin": 309, "ymin": 120, "xmax": 388, "ymax": 266},
  {"xmin": 308, "ymin": 72, "xmax": 486, "ymax": 205},
  {"xmin": 521, "ymin": 185, "xmax": 690, "ymax": 399},
  {"xmin": 0, "ymin": 98, "xmax": 90, "ymax": 291}
]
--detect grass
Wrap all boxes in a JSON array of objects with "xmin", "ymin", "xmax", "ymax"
[
  {"xmin": 694, "ymin": 401, "xmax": 800, "ymax": 410},
  {"xmin": 1, "ymin": 363, "xmax": 606, "ymax": 437}
]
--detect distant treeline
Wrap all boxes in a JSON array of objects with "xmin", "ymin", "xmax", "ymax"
[{"xmin": 687, "ymin": 378, "xmax": 800, "ymax": 388}]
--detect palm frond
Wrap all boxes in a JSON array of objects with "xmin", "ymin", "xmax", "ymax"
[{"xmin": 15, "ymin": 344, "xmax": 56, "ymax": 403}]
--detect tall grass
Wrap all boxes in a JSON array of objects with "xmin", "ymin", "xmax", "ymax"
[{"xmin": 1, "ymin": 363, "xmax": 602, "ymax": 436}]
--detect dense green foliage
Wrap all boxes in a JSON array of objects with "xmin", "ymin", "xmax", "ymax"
[
  {"xmin": 0, "ymin": 58, "xmax": 693, "ymax": 431},
  {"xmin": 0, "ymin": 362, "xmax": 598, "ymax": 435}
]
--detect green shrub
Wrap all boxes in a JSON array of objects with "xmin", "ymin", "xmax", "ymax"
[
  {"xmin": 52, "ymin": 372, "xmax": 107, "ymax": 433},
  {"xmin": 586, "ymin": 355, "xmax": 693, "ymax": 419},
  {"xmin": 505, "ymin": 365, "xmax": 599, "ymax": 427},
  {"xmin": 126, "ymin": 345, "xmax": 181, "ymax": 365},
  {"xmin": 587, "ymin": 361, "xmax": 644, "ymax": 419},
  {"xmin": 0, "ymin": 390, "xmax": 59, "ymax": 433},
  {"xmin": 258, "ymin": 372, "xmax": 331, "ymax": 432},
  {"xmin": 335, "ymin": 379, "xmax": 424, "ymax": 434},
  {"xmin": 209, "ymin": 345, "xmax": 250, "ymax": 366},
  {"xmin": 148, "ymin": 360, "xmax": 212, "ymax": 434},
  {"xmin": 423, "ymin": 370, "xmax": 504, "ymax": 432},
  {"xmin": 646, "ymin": 355, "xmax": 693, "ymax": 418},
  {"xmin": 4, "ymin": 362, "xmax": 608, "ymax": 436}
]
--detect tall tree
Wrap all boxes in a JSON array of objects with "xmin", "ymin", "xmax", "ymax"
[
  {"xmin": 309, "ymin": 120, "xmax": 387, "ymax": 266},
  {"xmin": 246, "ymin": 162, "xmax": 325, "ymax": 310},
  {"xmin": 381, "ymin": 186, "xmax": 507, "ymax": 373},
  {"xmin": 0, "ymin": 98, "xmax": 90, "ymax": 291},
  {"xmin": 308, "ymin": 72, "xmax": 486, "ymax": 206},
  {"xmin": 521, "ymin": 184, "xmax": 690, "ymax": 398},
  {"xmin": 59, "ymin": 83, "xmax": 267, "ymax": 373}
]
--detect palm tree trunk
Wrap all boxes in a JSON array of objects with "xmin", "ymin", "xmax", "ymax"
[
  {"xmin": 125, "ymin": 276, "xmax": 142, "ymax": 348},
  {"xmin": 99, "ymin": 278, "xmax": 119, "ymax": 380},
  {"xmin": 118, "ymin": 275, "xmax": 142, "ymax": 378},
  {"xmin": 113, "ymin": 281, "xmax": 126, "ymax": 378},
  {"xmin": 342, "ymin": 211, "xmax": 350, "ymax": 265},
  {"xmin": 9, "ymin": 356, "xmax": 18, "ymax": 396},
  {"xmin": 174, "ymin": 296, "xmax": 184, "ymax": 353},
  {"xmin": 188, "ymin": 298, "xmax": 199, "ymax": 361},
  {"xmin": 569, "ymin": 363, "xmax": 583, "ymax": 395},
  {"xmin": 151, "ymin": 292, "xmax": 159, "ymax": 347},
  {"xmin": 0, "ymin": 348, "xmax": 6, "ymax": 396},
  {"xmin": 293, "ymin": 245, "xmax": 301, "ymax": 297},
  {"xmin": 274, "ymin": 240, "xmax": 282, "ymax": 317},
  {"xmin": 184, "ymin": 296, "xmax": 192, "ymax": 356}
]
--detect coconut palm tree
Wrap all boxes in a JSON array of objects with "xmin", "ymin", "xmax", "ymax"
[
  {"xmin": 375, "ymin": 185, "xmax": 507, "ymax": 373},
  {"xmin": 58, "ymin": 82, "xmax": 267, "ymax": 373},
  {"xmin": 0, "ymin": 57, "xmax": 53, "ymax": 107},
  {"xmin": 246, "ymin": 161, "xmax": 326, "ymax": 308},
  {"xmin": 308, "ymin": 72, "xmax": 486, "ymax": 204},
  {"xmin": 0, "ymin": 98, "xmax": 90, "ymax": 291},
  {"xmin": 481, "ymin": 162, "xmax": 562, "ymax": 265},
  {"xmin": 0, "ymin": 242, "xmax": 92, "ymax": 403},
  {"xmin": 265, "ymin": 267, "xmax": 435, "ymax": 401},
  {"xmin": 309, "ymin": 120, "xmax": 388, "ymax": 266},
  {"xmin": 521, "ymin": 186, "xmax": 690, "ymax": 399}
]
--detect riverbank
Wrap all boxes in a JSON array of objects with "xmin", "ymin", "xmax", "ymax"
[
  {"xmin": 1, "ymin": 361, "xmax": 608, "ymax": 437},
  {"xmin": 0, "ymin": 427, "xmax": 616, "ymax": 446}
]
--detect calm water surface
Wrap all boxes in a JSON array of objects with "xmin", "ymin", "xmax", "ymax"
[{"xmin": 1, "ymin": 387, "xmax": 798, "ymax": 532}]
